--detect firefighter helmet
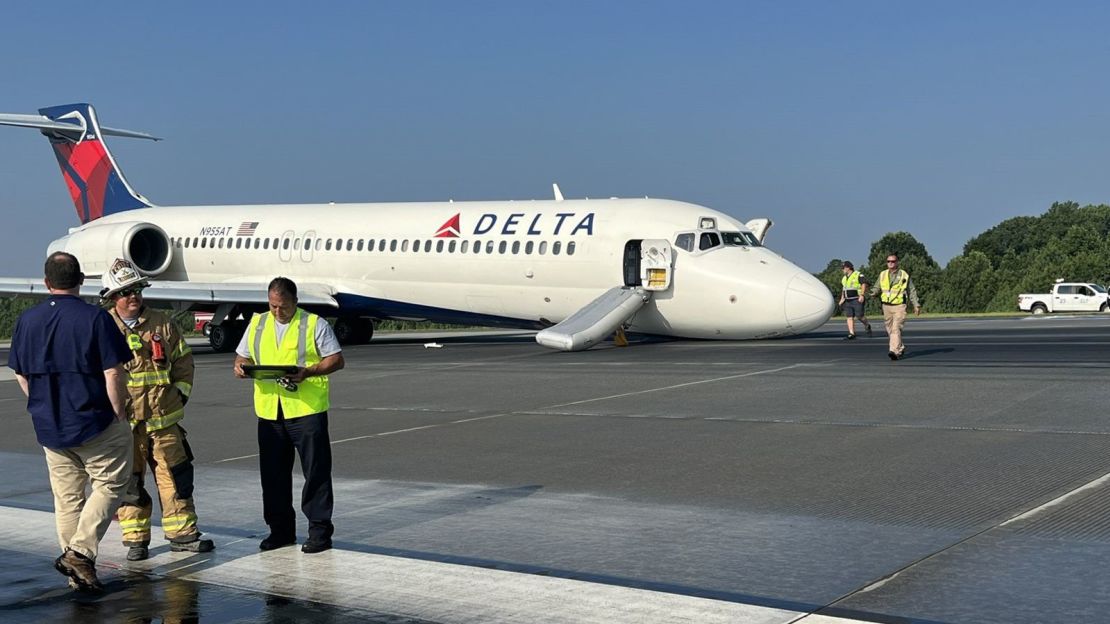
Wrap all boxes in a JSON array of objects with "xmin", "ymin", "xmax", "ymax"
[{"xmin": 100, "ymin": 258, "xmax": 149, "ymax": 300}]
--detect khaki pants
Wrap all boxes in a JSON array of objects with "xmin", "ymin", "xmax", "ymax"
[
  {"xmin": 882, "ymin": 303, "xmax": 908, "ymax": 355},
  {"xmin": 43, "ymin": 418, "xmax": 133, "ymax": 561},
  {"xmin": 118, "ymin": 422, "xmax": 200, "ymax": 545}
]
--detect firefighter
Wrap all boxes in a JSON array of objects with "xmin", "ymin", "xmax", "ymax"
[{"xmin": 101, "ymin": 259, "xmax": 214, "ymax": 560}]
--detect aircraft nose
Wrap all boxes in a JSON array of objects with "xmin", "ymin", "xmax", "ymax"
[{"xmin": 784, "ymin": 272, "xmax": 836, "ymax": 331}]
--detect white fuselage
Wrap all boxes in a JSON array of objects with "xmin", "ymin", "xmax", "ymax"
[{"xmin": 54, "ymin": 198, "xmax": 835, "ymax": 339}]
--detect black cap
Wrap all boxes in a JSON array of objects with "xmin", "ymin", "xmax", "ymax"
[{"xmin": 842, "ymin": 261, "xmax": 854, "ymax": 269}]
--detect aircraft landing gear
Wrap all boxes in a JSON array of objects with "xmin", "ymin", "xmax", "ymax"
[
  {"xmin": 209, "ymin": 320, "xmax": 247, "ymax": 353},
  {"xmin": 333, "ymin": 317, "xmax": 374, "ymax": 345}
]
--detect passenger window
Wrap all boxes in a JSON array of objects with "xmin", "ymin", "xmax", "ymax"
[
  {"xmin": 424, "ymin": 240, "xmax": 432, "ymax": 252},
  {"xmin": 1057, "ymin": 285, "xmax": 1074, "ymax": 295},
  {"xmin": 346, "ymin": 239, "xmax": 353, "ymax": 251},
  {"xmin": 263, "ymin": 239, "xmax": 269, "ymax": 250},
  {"xmin": 283, "ymin": 238, "xmax": 290, "ymax": 250},
  {"xmin": 674, "ymin": 233, "xmax": 694, "ymax": 252},
  {"xmin": 218, "ymin": 238, "xmax": 225, "ymax": 249},
  {"xmin": 234, "ymin": 238, "xmax": 242, "ymax": 249},
  {"xmin": 413, "ymin": 239, "xmax": 421, "ymax": 253},
  {"xmin": 401, "ymin": 240, "xmax": 409, "ymax": 252},
  {"xmin": 567, "ymin": 241, "xmax": 576, "ymax": 256},
  {"xmin": 390, "ymin": 239, "xmax": 398, "ymax": 252},
  {"xmin": 272, "ymin": 238, "xmax": 279, "ymax": 249},
  {"xmin": 699, "ymin": 232, "xmax": 721, "ymax": 251},
  {"xmin": 498, "ymin": 241, "xmax": 507, "ymax": 254},
  {"xmin": 325, "ymin": 239, "xmax": 333, "ymax": 251},
  {"xmin": 461, "ymin": 240, "xmax": 469, "ymax": 253},
  {"xmin": 357, "ymin": 239, "xmax": 364, "ymax": 251},
  {"xmin": 367, "ymin": 239, "xmax": 375, "ymax": 252},
  {"xmin": 315, "ymin": 239, "xmax": 323, "ymax": 251},
  {"xmin": 437, "ymin": 240, "xmax": 445, "ymax": 253},
  {"xmin": 448, "ymin": 240, "xmax": 456, "ymax": 253},
  {"xmin": 539, "ymin": 241, "xmax": 547, "ymax": 255},
  {"xmin": 486, "ymin": 241, "xmax": 495, "ymax": 254},
  {"xmin": 293, "ymin": 239, "xmax": 300, "ymax": 250},
  {"xmin": 511, "ymin": 241, "xmax": 520, "ymax": 254},
  {"xmin": 525, "ymin": 241, "xmax": 534, "ymax": 255},
  {"xmin": 255, "ymin": 238, "xmax": 261, "ymax": 249},
  {"xmin": 553, "ymin": 241, "xmax": 562, "ymax": 255}
]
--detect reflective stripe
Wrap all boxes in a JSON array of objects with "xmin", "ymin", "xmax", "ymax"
[
  {"xmin": 173, "ymin": 340, "xmax": 192, "ymax": 358},
  {"xmin": 174, "ymin": 381, "xmax": 192, "ymax": 398},
  {"xmin": 297, "ymin": 312, "xmax": 309, "ymax": 367},
  {"xmin": 119, "ymin": 518, "xmax": 152, "ymax": 530},
  {"xmin": 127, "ymin": 370, "xmax": 172, "ymax": 387},
  {"xmin": 252, "ymin": 312, "xmax": 268, "ymax": 363},
  {"xmin": 143, "ymin": 407, "xmax": 184, "ymax": 431},
  {"xmin": 161, "ymin": 513, "xmax": 197, "ymax": 531}
]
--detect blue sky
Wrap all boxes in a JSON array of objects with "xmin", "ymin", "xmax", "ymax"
[{"xmin": 2, "ymin": 2, "xmax": 1109, "ymax": 276}]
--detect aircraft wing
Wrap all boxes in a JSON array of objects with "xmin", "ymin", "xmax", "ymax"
[{"xmin": 0, "ymin": 278, "xmax": 339, "ymax": 307}]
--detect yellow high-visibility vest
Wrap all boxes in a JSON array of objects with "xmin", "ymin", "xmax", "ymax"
[
  {"xmin": 246, "ymin": 309, "xmax": 329, "ymax": 420},
  {"xmin": 841, "ymin": 270, "xmax": 862, "ymax": 293},
  {"xmin": 879, "ymin": 269, "xmax": 909, "ymax": 305}
]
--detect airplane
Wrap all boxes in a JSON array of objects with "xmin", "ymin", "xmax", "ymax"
[{"xmin": 0, "ymin": 103, "xmax": 835, "ymax": 352}]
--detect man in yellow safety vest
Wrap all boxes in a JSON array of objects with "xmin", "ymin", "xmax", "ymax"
[
  {"xmin": 233, "ymin": 277, "xmax": 344, "ymax": 553},
  {"xmin": 873, "ymin": 254, "xmax": 921, "ymax": 360},
  {"xmin": 838, "ymin": 261, "xmax": 872, "ymax": 340}
]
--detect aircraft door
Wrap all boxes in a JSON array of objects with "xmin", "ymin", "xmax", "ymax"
[
  {"xmin": 278, "ymin": 230, "xmax": 295, "ymax": 262},
  {"xmin": 300, "ymin": 230, "xmax": 316, "ymax": 263},
  {"xmin": 639, "ymin": 239, "xmax": 673, "ymax": 291},
  {"xmin": 623, "ymin": 240, "xmax": 642, "ymax": 286}
]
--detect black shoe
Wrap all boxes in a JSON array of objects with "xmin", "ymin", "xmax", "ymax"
[
  {"xmin": 865, "ymin": 325, "xmax": 873, "ymax": 338},
  {"xmin": 126, "ymin": 545, "xmax": 149, "ymax": 561},
  {"xmin": 843, "ymin": 334, "xmax": 856, "ymax": 340},
  {"xmin": 888, "ymin": 351, "xmax": 899, "ymax": 361},
  {"xmin": 301, "ymin": 539, "xmax": 332, "ymax": 554},
  {"xmin": 259, "ymin": 535, "xmax": 296, "ymax": 551},
  {"xmin": 171, "ymin": 538, "xmax": 214, "ymax": 553}
]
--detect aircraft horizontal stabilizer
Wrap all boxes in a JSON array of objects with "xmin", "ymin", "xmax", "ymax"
[{"xmin": 0, "ymin": 113, "xmax": 161, "ymax": 141}]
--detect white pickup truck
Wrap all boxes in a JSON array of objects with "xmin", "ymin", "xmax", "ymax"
[{"xmin": 1018, "ymin": 282, "xmax": 1110, "ymax": 314}]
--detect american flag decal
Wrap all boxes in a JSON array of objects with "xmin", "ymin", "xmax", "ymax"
[{"xmin": 237, "ymin": 221, "xmax": 259, "ymax": 236}]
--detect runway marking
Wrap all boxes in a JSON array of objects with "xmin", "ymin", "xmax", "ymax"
[
  {"xmin": 1000, "ymin": 470, "xmax": 1110, "ymax": 526},
  {"xmin": 546, "ymin": 362, "xmax": 838, "ymax": 409}
]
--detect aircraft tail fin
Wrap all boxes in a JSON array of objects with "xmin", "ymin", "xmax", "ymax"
[{"xmin": 0, "ymin": 103, "xmax": 159, "ymax": 224}]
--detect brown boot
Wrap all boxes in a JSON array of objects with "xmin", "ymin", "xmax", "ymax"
[{"xmin": 54, "ymin": 549, "xmax": 103, "ymax": 592}]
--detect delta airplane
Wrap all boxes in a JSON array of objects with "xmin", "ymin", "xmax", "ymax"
[{"xmin": 0, "ymin": 103, "xmax": 834, "ymax": 351}]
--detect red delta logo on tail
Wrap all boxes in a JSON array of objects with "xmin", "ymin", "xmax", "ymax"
[
  {"xmin": 0, "ymin": 103, "xmax": 156, "ymax": 224},
  {"xmin": 434, "ymin": 213, "xmax": 461, "ymax": 238}
]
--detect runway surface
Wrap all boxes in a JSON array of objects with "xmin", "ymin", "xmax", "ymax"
[{"xmin": 1, "ymin": 315, "xmax": 1109, "ymax": 622}]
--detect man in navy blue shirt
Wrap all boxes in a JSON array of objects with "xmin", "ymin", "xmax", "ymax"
[{"xmin": 8, "ymin": 252, "xmax": 133, "ymax": 592}]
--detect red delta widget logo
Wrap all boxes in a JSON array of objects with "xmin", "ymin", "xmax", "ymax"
[{"xmin": 434, "ymin": 212, "xmax": 596, "ymax": 238}]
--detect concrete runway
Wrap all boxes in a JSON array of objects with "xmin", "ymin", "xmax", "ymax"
[{"xmin": 2, "ymin": 315, "xmax": 1110, "ymax": 622}]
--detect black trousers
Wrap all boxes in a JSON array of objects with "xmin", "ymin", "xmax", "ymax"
[{"xmin": 257, "ymin": 408, "xmax": 334, "ymax": 542}]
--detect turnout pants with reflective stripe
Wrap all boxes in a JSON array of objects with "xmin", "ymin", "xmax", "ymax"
[{"xmin": 118, "ymin": 422, "xmax": 201, "ymax": 545}]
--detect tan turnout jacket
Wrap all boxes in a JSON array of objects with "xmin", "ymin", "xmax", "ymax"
[{"xmin": 108, "ymin": 307, "xmax": 194, "ymax": 430}]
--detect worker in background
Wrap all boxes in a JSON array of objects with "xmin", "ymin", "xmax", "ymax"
[
  {"xmin": 873, "ymin": 253, "xmax": 922, "ymax": 360},
  {"xmin": 102, "ymin": 259, "xmax": 214, "ymax": 560},
  {"xmin": 233, "ymin": 277, "xmax": 344, "ymax": 554},
  {"xmin": 838, "ymin": 261, "xmax": 872, "ymax": 340}
]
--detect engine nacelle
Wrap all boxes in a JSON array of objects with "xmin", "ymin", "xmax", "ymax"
[{"xmin": 47, "ymin": 221, "xmax": 172, "ymax": 277}]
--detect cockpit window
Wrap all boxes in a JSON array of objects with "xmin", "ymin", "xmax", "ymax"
[
  {"xmin": 699, "ymin": 232, "xmax": 722, "ymax": 251},
  {"xmin": 721, "ymin": 232, "xmax": 749, "ymax": 246},
  {"xmin": 674, "ymin": 233, "xmax": 694, "ymax": 252},
  {"xmin": 744, "ymin": 232, "xmax": 761, "ymax": 246}
]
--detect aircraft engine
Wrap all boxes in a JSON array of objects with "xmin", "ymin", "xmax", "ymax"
[{"xmin": 47, "ymin": 221, "xmax": 173, "ymax": 278}]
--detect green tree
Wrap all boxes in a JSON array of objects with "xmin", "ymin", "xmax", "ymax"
[{"xmin": 933, "ymin": 251, "xmax": 994, "ymax": 312}]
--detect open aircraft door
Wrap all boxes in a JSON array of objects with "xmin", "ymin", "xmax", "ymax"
[{"xmin": 536, "ymin": 239, "xmax": 672, "ymax": 352}]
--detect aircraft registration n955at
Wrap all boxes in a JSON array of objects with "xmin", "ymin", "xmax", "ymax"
[{"xmin": 0, "ymin": 103, "xmax": 834, "ymax": 352}]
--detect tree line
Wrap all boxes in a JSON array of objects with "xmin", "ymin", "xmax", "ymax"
[{"xmin": 816, "ymin": 201, "xmax": 1110, "ymax": 313}]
